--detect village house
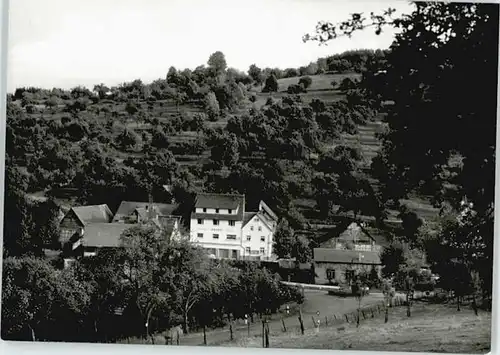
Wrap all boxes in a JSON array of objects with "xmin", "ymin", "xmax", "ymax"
[
  {"xmin": 59, "ymin": 201, "xmax": 183, "ymax": 265},
  {"xmin": 112, "ymin": 200, "xmax": 179, "ymax": 224},
  {"xmin": 189, "ymin": 193, "xmax": 278, "ymax": 260},
  {"xmin": 313, "ymin": 221, "xmax": 384, "ymax": 285}
]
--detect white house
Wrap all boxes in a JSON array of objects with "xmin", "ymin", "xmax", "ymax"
[{"xmin": 189, "ymin": 193, "xmax": 278, "ymax": 261}]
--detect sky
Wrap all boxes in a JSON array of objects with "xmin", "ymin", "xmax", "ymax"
[{"xmin": 7, "ymin": 0, "xmax": 414, "ymax": 91}]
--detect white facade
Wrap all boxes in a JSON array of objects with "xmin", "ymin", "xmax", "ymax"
[
  {"xmin": 189, "ymin": 217, "xmax": 244, "ymax": 259},
  {"xmin": 241, "ymin": 214, "xmax": 274, "ymax": 259},
  {"xmin": 189, "ymin": 194, "xmax": 277, "ymax": 261}
]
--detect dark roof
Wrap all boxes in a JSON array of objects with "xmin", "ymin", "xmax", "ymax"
[
  {"xmin": 195, "ymin": 193, "xmax": 244, "ymax": 210},
  {"xmin": 313, "ymin": 248, "xmax": 381, "ymax": 265},
  {"xmin": 243, "ymin": 212, "xmax": 258, "ymax": 226},
  {"xmin": 113, "ymin": 201, "xmax": 178, "ymax": 222},
  {"xmin": 72, "ymin": 205, "xmax": 113, "ymax": 225},
  {"xmin": 82, "ymin": 223, "xmax": 136, "ymax": 248},
  {"xmin": 259, "ymin": 201, "xmax": 278, "ymax": 221}
]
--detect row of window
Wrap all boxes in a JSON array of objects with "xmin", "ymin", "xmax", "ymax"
[
  {"xmin": 197, "ymin": 219, "xmax": 236, "ymax": 226},
  {"xmin": 196, "ymin": 233, "xmax": 266, "ymax": 242},
  {"xmin": 246, "ymin": 247, "xmax": 265, "ymax": 255},
  {"xmin": 247, "ymin": 235, "xmax": 266, "ymax": 242},
  {"xmin": 200, "ymin": 208, "xmax": 232, "ymax": 214},
  {"xmin": 197, "ymin": 233, "xmax": 237, "ymax": 240},
  {"xmin": 326, "ymin": 269, "xmax": 355, "ymax": 281}
]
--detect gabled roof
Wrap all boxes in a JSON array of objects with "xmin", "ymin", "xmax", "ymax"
[
  {"xmin": 195, "ymin": 193, "xmax": 244, "ymax": 210},
  {"xmin": 82, "ymin": 223, "xmax": 136, "ymax": 248},
  {"xmin": 259, "ymin": 200, "xmax": 278, "ymax": 221},
  {"xmin": 243, "ymin": 212, "xmax": 258, "ymax": 226},
  {"xmin": 242, "ymin": 211, "xmax": 275, "ymax": 231},
  {"xmin": 314, "ymin": 248, "xmax": 381, "ymax": 265},
  {"xmin": 113, "ymin": 201, "xmax": 178, "ymax": 222},
  {"xmin": 71, "ymin": 204, "xmax": 113, "ymax": 225}
]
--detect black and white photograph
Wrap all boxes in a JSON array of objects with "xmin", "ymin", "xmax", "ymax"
[{"xmin": 0, "ymin": 0, "xmax": 497, "ymax": 353}]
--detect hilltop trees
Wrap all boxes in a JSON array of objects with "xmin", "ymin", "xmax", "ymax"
[
  {"xmin": 207, "ymin": 51, "xmax": 228, "ymax": 76},
  {"xmin": 305, "ymin": 1, "xmax": 498, "ymax": 303},
  {"xmin": 248, "ymin": 64, "xmax": 264, "ymax": 85}
]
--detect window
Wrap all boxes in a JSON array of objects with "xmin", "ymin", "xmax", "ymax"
[
  {"xmin": 197, "ymin": 233, "xmax": 203, "ymax": 238},
  {"xmin": 250, "ymin": 226, "xmax": 254, "ymax": 231},
  {"xmin": 260, "ymin": 247, "xmax": 265, "ymax": 255},
  {"xmin": 245, "ymin": 247, "xmax": 251, "ymax": 254},
  {"xmin": 215, "ymin": 208, "xmax": 219, "ymax": 213},
  {"xmin": 258, "ymin": 226, "xmax": 262, "ymax": 232},
  {"xmin": 197, "ymin": 219, "xmax": 204, "ymax": 225},
  {"xmin": 213, "ymin": 234, "xmax": 219, "ymax": 239},
  {"xmin": 345, "ymin": 270, "xmax": 355, "ymax": 284},
  {"xmin": 213, "ymin": 219, "xmax": 219, "ymax": 226},
  {"xmin": 246, "ymin": 235, "xmax": 251, "ymax": 241},
  {"xmin": 203, "ymin": 208, "xmax": 207, "ymax": 213},
  {"xmin": 260, "ymin": 236, "xmax": 265, "ymax": 242},
  {"xmin": 228, "ymin": 209, "xmax": 232, "ymax": 214},
  {"xmin": 227, "ymin": 234, "xmax": 237, "ymax": 240},
  {"xmin": 229, "ymin": 220, "xmax": 235, "ymax": 226},
  {"xmin": 326, "ymin": 269, "xmax": 336, "ymax": 281}
]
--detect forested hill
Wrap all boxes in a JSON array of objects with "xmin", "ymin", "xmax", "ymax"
[{"xmin": 5, "ymin": 48, "xmax": 438, "ymax": 257}]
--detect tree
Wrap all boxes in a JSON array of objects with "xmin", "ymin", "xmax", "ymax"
[
  {"xmin": 1, "ymin": 257, "xmax": 91, "ymax": 341},
  {"xmin": 125, "ymin": 100, "xmax": 139, "ymax": 115},
  {"xmin": 116, "ymin": 128, "xmax": 140, "ymax": 151},
  {"xmin": 93, "ymin": 84, "xmax": 109, "ymax": 100},
  {"xmin": 262, "ymin": 74, "xmax": 278, "ymax": 93},
  {"xmin": 305, "ymin": 2, "xmax": 498, "ymax": 303},
  {"xmin": 207, "ymin": 51, "xmax": 227, "ymax": 76},
  {"xmin": 248, "ymin": 64, "xmax": 263, "ymax": 85},
  {"xmin": 273, "ymin": 219, "xmax": 295, "ymax": 259},
  {"xmin": 204, "ymin": 92, "xmax": 220, "ymax": 121},
  {"xmin": 381, "ymin": 279, "xmax": 396, "ymax": 323},
  {"xmin": 210, "ymin": 132, "xmax": 240, "ymax": 168},
  {"xmin": 351, "ymin": 273, "xmax": 369, "ymax": 327},
  {"xmin": 118, "ymin": 226, "xmax": 174, "ymax": 338},
  {"xmin": 298, "ymin": 76, "xmax": 313, "ymax": 90}
]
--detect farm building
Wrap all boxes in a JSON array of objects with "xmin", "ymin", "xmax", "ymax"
[
  {"xmin": 313, "ymin": 221, "xmax": 384, "ymax": 285},
  {"xmin": 58, "ymin": 201, "xmax": 183, "ymax": 264}
]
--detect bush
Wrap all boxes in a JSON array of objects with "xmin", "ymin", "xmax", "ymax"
[
  {"xmin": 298, "ymin": 76, "xmax": 313, "ymax": 90},
  {"xmin": 287, "ymin": 84, "xmax": 306, "ymax": 94}
]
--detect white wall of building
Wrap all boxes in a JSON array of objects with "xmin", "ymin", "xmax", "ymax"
[
  {"xmin": 241, "ymin": 214, "xmax": 273, "ymax": 259},
  {"xmin": 190, "ymin": 217, "xmax": 244, "ymax": 257}
]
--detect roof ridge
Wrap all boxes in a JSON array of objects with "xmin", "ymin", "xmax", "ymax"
[{"xmin": 197, "ymin": 192, "xmax": 246, "ymax": 197}]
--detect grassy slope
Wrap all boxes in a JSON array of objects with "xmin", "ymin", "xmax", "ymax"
[{"xmin": 227, "ymin": 302, "xmax": 492, "ymax": 353}]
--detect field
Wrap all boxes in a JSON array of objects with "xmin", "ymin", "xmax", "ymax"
[{"xmin": 227, "ymin": 301, "xmax": 492, "ymax": 353}]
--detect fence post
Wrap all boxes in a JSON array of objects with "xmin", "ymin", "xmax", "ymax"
[
  {"xmin": 298, "ymin": 308, "xmax": 305, "ymax": 335},
  {"xmin": 371, "ymin": 308, "xmax": 375, "ymax": 318},
  {"xmin": 311, "ymin": 316, "xmax": 316, "ymax": 327},
  {"xmin": 203, "ymin": 325, "xmax": 207, "ymax": 345},
  {"xmin": 345, "ymin": 314, "xmax": 349, "ymax": 323},
  {"xmin": 248, "ymin": 319, "xmax": 251, "ymax": 336},
  {"xmin": 325, "ymin": 316, "xmax": 328, "ymax": 326},
  {"xmin": 281, "ymin": 317, "xmax": 287, "ymax": 332},
  {"xmin": 265, "ymin": 323, "xmax": 270, "ymax": 348},
  {"xmin": 230, "ymin": 322, "xmax": 233, "ymax": 341},
  {"xmin": 176, "ymin": 330, "xmax": 180, "ymax": 345},
  {"xmin": 262, "ymin": 320, "xmax": 265, "ymax": 347}
]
